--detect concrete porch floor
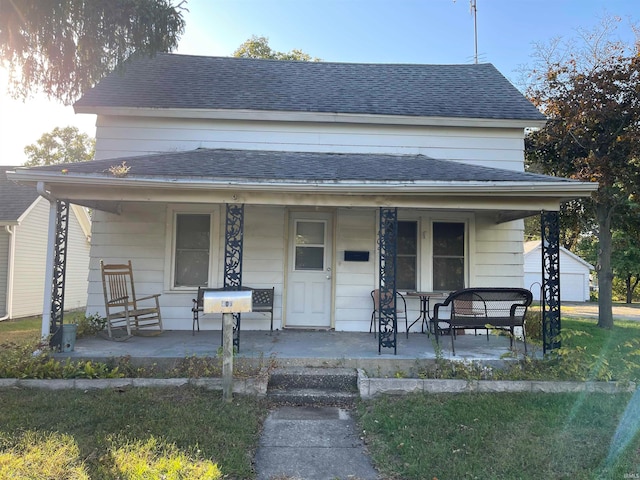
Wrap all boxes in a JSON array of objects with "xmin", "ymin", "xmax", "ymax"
[{"xmin": 57, "ymin": 329, "xmax": 534, "ymax": 376}]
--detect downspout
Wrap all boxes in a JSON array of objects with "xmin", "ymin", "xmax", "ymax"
[
  {"xmin": 37, "ymin": 182, "xmax": 58, "ymax": 339},
  {"xmin": 0, "ymin": 225, "xmax": 15, "ymax": 321}
]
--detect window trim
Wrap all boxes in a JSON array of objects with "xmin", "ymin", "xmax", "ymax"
[
  {"xmin": 164, "ymin": 205, "xmax": 220, "ymax": 292},
  {"xmin": 429, "ymin": 219, "xmax": 469, "ymax": 292}
]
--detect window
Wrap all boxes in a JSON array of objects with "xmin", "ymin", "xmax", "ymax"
[
  {"xmin": 432, "ymin": 222, "xmax": 465, "ymax": 291},
  {"xmin": 397, "ymin": 221, "xmax": 418, "ymax": 291},
  {"xmin": 174, "ymin": 213, "xmax": 210, "ymax": 287},
  {"xmin": 294, "ymin": 220, "xmax": 325, "ymax": 271}
]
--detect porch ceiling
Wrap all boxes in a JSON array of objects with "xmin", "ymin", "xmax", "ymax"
[{"xmin": 6, "ymin": 148, "xmax": 597, "ymax": 221}]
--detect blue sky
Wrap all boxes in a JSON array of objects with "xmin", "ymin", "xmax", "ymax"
[{"xmin": 1, "ymin": 0, "xmax": 638, "ymax": 165}]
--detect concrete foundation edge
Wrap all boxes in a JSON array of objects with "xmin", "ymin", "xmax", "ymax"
[{"xmin": 356, "ymin": 369, "xmax": 636, "ymax": 399}]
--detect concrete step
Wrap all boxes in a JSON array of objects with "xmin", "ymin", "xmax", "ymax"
[
  {"xmin": 267, "ymin": 388, "xmax": 358, "ymax": 406},
  {"xmin": 267, "ymin": 367, "xmax": 359, "ymax": 406},
  {"xmin": 268, "ymin": 367, "xmax": 358, "ymax": 391}
]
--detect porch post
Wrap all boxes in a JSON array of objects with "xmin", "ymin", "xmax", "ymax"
[
  {"xmin": 45, "ymin": 200, "xmax": 69, "ymax": 350},
  {"xmin": 541, "ymin": 210, "xmax": 561, "ymax": 353},
  {"xmin": 224, "ymin": 203, "xmax": 244, "ymax": 351},
  {"xmin": 378, "ymin": 207, "xmax": 398, "ymax": 354}
]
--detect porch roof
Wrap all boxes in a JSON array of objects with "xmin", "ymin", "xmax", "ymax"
[{"xmin": 6, "ymin": 148, "xmax": 597, "ymax": 220}]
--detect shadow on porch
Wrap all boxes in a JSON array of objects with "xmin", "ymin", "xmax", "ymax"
[{"xmin": 57, "ymin": 329, "xmax": 536, "ymax": 376}]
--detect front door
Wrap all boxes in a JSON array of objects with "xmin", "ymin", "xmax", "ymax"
[{"xmin": 286, "ymin": 212, "xmax": 333, "ymax": 328}]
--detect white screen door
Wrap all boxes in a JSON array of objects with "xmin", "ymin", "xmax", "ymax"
[{"xmin": 286, "ymin": 212, "xmax": 333, "ymax": 328}]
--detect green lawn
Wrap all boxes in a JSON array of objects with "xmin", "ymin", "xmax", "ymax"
[
  {"xmin": 0, "ymin": 386, "xmax": 266, "ymax": 479},
  {"xmin": 356, "ymin": 391, "xmax": 640, "ymax": 480},
  {"xmin": 2, "ymin": 314, "xmax": 640, "ymax": 479}
]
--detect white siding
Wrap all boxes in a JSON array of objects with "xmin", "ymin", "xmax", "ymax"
[
  {"xmin": 0, "ymin": 228, "xmax": 9, "ymax": 316},
  {"xmin": 10, "ymin": 199, "xmax": 91, "ymax": 319},
  {"xmin": 94, "ymin": 116, "xmax": 526, "ymax": 172},
  {"xmin": 11, "ymin": 199, "xmax": 49, "ymax": 318},
  {"xmin": 87, "ymin": 202, "xmax": 529, "ymax": 332},
  {"xmin": 87, "ymin": 203, "xmax": 167, "ymax": 320},
  {"xmin": 64, "ymin": 208, "xmax": 91, "ymax": 311},
  {"xmin": 524, "ymin": 245, "xmax": 591, "ymax": 302},
  {"xmin": 334, "ymin": 208, "xmax": 376, "ymax": 331},
  {"xmin": 474, "ymin": 215, "xmax": 525, "ymax": 287}
]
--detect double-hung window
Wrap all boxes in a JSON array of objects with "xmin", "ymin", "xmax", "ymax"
[
  {"xmin": 173, "ymin": 213, "xmax": 211, "ymax": 287},
  {"xmin": 432, "ymin": 221, "xmax": 465, "ymax": 291},
  {"xmin": 397, "ymin": 221, "xmax": 418, "ymax": 291}
]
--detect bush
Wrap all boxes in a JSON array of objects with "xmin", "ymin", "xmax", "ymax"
[
  {"xmin": 75, "ymin": 312, "xmax": 106, "ymax": 337},
  {"xmin": 0, "ymin": 340, "xmax": 123, "ymax": 379}
]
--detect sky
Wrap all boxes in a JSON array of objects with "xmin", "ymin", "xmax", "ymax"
[{"xmin": 1, "ymin": 0, "xmax": 638, "ymax": 166}]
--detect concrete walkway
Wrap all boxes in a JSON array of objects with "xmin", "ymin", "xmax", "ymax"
[{"xmin": 254, "ymin": 406, "xmax": 379, "ymax": 480}]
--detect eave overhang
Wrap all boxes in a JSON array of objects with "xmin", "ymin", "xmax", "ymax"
[
  {"xmin": 73, "ymin": 106, "xmax": 547, "ymax": 130},
  {"xmin": 6, "ymin": 170, "xmax": 598, "ymax": 223}
]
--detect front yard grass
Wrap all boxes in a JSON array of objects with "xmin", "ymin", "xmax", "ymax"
[
  {"xmin": 356, "ymin": 391, "xmax": 640, "ymax": 480},
  {"xmin": 0, "ymin": 386, "xmax": 266, "ymax": 479},
  {"xmin": 2, "ymin": 313, "xmax": 640, "ymax": 479}
]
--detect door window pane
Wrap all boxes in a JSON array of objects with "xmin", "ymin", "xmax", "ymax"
[
  {"xmin": 295, "ymin": 221, "xmax": 325, "ymax": 270},
  {"xmin": 397, "ymin": 221, "xmax": 417, "ymax": 290},
  {"xmin": 175, "ymin": 214, "xmax": 210, "ymax": 287},
  {"xmin": 433, "ymin": 222, "xmax": 464, "ymax": 291}
]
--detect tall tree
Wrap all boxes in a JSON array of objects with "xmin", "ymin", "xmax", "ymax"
[
  {"xmin": 525, "ymin": 17, "xmax": 640, "ymax": 328},
  {"xmin": 233, "ymin": 35, "xmax": 320, "ymax": 61},
  {"xmin": 0, "ymin": 0, "xmax": 186, "ymax": 103},
  {"xmin": 23, "ymin": 126, "xmax": 94, "ymax": 166}
]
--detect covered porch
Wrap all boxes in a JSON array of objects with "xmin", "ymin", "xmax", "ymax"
[
  {"xmin": 6, "ymin": 149, "xmax": 598, "ymax": 356},
  {"xmin": 55, "ymin": 328, "xmax": 535, "ymax": 376}
]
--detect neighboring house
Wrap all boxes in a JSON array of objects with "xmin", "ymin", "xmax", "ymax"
[
  {"xmin": 7, "ymin": 54, "xmax": 597, "ymax": 338},
  {"xmin": 0, "ymin": 169, "xmax": 91, "ymax": 320},
  {"xmin": 523, "ymin": 240, "xmax": 594, "ymax": 302}
]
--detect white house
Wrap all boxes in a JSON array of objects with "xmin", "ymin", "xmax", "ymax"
[
  {"xmin": 7, "ymin": 55, "xmax": 597, "ymax": 347},
  {"xmin": 0, "ymin": 170, "xmax": 91, "ymax": 320},
  {"xmin": 524, "ymin": 240, "xmax": 593, "ymax": 302}
]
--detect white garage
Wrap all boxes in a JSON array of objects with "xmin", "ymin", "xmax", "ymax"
[{"xmin": 524, "ymin": 241, "xmax": 594, "ymax": 302}]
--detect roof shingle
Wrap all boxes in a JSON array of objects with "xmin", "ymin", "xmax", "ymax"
[
  {"xmin": 1, "ymin": 168, "xmax": 39, "ymax": 222},
  {"xmin": 74, "ymin": 54, "xmax": 545, "ymax": 122}
]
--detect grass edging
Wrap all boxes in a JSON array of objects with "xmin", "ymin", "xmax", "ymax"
[
  {"xmin": 356, "ymin": 369, "xmax": 636, "ymax": 399},
  {"xmin": 0, "ymin": 374, "xmax": 269, "ymax": 395}
]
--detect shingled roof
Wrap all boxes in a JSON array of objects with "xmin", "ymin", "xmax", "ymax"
[
  {"xmin": 74, "ymin": 54, "xmax": 545, "ymax": 122},
  {"xmin": 18, "ymin": 149, "xmax": 572, "ymax": 185},
  {"xmin": 1, "ymin": 168, "xmax": 39, "ymax": 222}
]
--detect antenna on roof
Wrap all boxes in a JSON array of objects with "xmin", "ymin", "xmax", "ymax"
[
  {"xmin": 453, "ymin": 0, "xmax": 479, "ymax": 64},
  {"xmin": 470, "ymin": 0, "xmax": 478, "ymax": 64}
]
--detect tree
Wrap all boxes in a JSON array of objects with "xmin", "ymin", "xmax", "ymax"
[
  {"xmin": 233, "ymin": 35, "xmax": 320, "ymax": 61},
  {"xmin": 23, "ymin": 126, "xmax": 95, "ymax": 167},
  {"xmin": 525, "ymin": 16, "xmax": 640, "ymax": 328},
  {"xmin": 0, "ymin": 0, "xmax": 186, "ymax": 104}
]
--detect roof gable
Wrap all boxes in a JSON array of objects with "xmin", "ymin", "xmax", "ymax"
[
  {"xmin": 74, "ymin": 54, "xmax": 545, "ymax": 123},
  {"xmin": 1, "ymin": 168, "xmax": 39, "ymax": 222},
  {"xmin": 524, "ymin": 240, "xmax": 594, "ymax": 270}
]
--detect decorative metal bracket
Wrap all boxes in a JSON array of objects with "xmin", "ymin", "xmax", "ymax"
[
  {"xmin": 541, "ymin": 210, "xmax": 561, "ymax": 353},
  {"xmin": 224, "ymin": 204, "xmax": 244, "ymax": 351},
  {"xmin": 49, "ymin": 200, "xmax": 69, "ymax": 350},
  {"xmin": 378, "ymin": 207, "xmax": 398, "ymax": 354}
]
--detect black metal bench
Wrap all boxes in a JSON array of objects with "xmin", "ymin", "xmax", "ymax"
[
  {"xmin": 192, "ymin": 286, "xmax": 275, "ymax": 334},
  {"xmin": 432, "ymin": 287, "xmax": 533, "ymax": 355}
]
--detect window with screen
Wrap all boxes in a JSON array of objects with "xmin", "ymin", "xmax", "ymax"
[
  {"xmin": 397, "ymin": 221, "xmax": 418, "ymax": 291},
  {"xmin": 174, "ymin": 213, "xmax": 210, "ymax": 287},
  {"xmin": 432, "ymin": 222, "xmax": 465, "ymax": 291}
]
